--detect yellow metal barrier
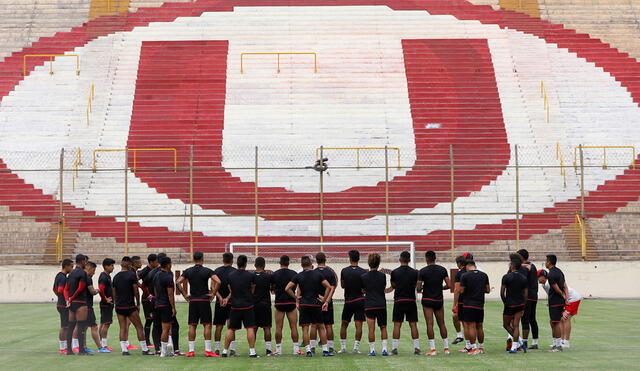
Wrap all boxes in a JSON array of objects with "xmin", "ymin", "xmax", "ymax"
[
  {"xmin": 72, "ymin": 148, "xmax": 82, "ymax": 192},
  {"xmin": 86, "ymin": 84, "xmax": 95, "ymax": 126},
  {"xmin": 541, "ymin": 81, "xmax": 550, "ymax": 123},
  {"xmin": 572, "ymin": 146, "xmax": 636, "ymax": 170},
  {"xmin": 92, "ymin": 148, "xmax": 178, "ymax": 173},
  {"xmin": 316, "ymin": 147, "xmax": 401, "ymax": 170},
  {"xmin": 575, "ymin": 214, "xmax": 588, "ymax": 260},
  {"xmin": 556, "ymin": 142, "xmax": 567, "ymax": 187},
  {"xmin": 241, "ymin": 52, "xmax": 317, "ymax": 74},
  {"xmin": 23, "ymin": 54, "xmax": 80, "ymax": 76},
  {"xmin": 55, "ymin": 214, "xmax": 65, "ymax": 262}
]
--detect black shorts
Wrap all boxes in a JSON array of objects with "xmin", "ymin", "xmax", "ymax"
[
  {"xmin": 188, "ymin": 300, "xmax": 212, "ymax": 325},
  {"xmin": 156, "ymin": 305, "xmax": 174, "ymax": 323},
  {"xmin": 100, "ymin": 304, "xmax": 114, "ymax": 324},
  {"xmin": 115, "ymin": 307, "xmax": 138, "ymax": 317},
  {"xmin": 87, "ymin": 307, "xmax": 97, "ymax": 326},
  {"xmin": 503, "ymin": 304, "xmax": 525, "ymax": 316},
  {"xmin": 274, "ymin": 303, "xmax": 297, "ymax": 313},
  {"xmin": 254, "ymin": 302, "xmax": 272, "ymax": 328},
  {"xmin": 421, "ymin": 299, "xmax": 444, "ymax": 310},
  {"xmin": 549, "ymin": 304, "xmax": 564, "ymax": 323},
  {"xmin": 57, "ymin": 307, "xmax": 69, "ymax": 328},
  {"xmin": 393, "ymin": 301, "xmax": 418, "ymax": 323},
  {"xmin": 70, "ymin": 301, "xmax": 87, "ymax": 313},
  {"xmin": 322, "ymin": 306, "xmax": 334, "ymax": 325},
  {"xmin": 461, "ymin": 307, "xmax": 484, "ymax": 323},
  {"xmin": 142, "ymin": 300, "xmax": 154, "ymax": 320},
  {"xmin": 213, "ymin": 302, "xmax": 230, "ymax": 325},
  {"xmin": 229, "ymin": 308, "xmax": 256, "ymax": 330},
  {"xmin": 341, "ymin": 299, "xmax": 365, "ymax": 323},
  {"xmin": 300, "ymin": 306, "xmax": 323, "ymax": 326},
  {"xmin": 522, "ymin": 300, "xmax": 537, "ymax": 328},
  {"xmin": 365, "ymin": 308, "xmax": 387, "ymax": 327},
  {"xmin": 456, "ymin": 303, "xmax": 464, "ymax": 319}
]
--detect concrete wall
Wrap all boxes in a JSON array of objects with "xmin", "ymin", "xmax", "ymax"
[{"xmin": 1, "ymin": 261, "xmax": 638, "ymax": 304}]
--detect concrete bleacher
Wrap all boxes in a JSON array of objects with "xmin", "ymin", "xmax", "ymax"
[{"xmin": 0, "ymin": 0, "xmax": 639, "ymax": 262}]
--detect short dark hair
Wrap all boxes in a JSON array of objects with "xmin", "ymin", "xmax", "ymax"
[
  {"xmin": 121, "ymin": 256, "xmax": 132, "ymax": 264},
  {"xmin": 86, "ymin": 261, "xmax": 97, "ymax": 269},
  {"xmin": 279, "ymin": 255, "xmax": 290, "ymax": 267},
  {"xmin": 223, "ymin": 252, "xmax": 233, "ymax": 264},
  {"xmin": 546, "ymin": 254, "xmax": 557, "ymax": 265},
  {"xmin": 463, "ymin": 252, "xmax": 474, "ymax": 261},
  {"xmin": 315, "ymin": 252, "xmax": 326, "ymax": 265},
  {"xmin": 465, "ymin": 260, "xmax": 476, "ymax": 267},
  {"xmin": 425, "ymin": 250, "xmax": 436, "ymax": 262},
  {"xmin": 368, "ymin": 253, "xmax": 381, "ymax": 269},
  {"xmin": 301, "ymin": 255, "xmax": 312, "ymax": 267},
  {"xmin": 348, "ymin": 250, "xmax": 360, "ymax": 263},
  {"xmin": 157, "ymin": 253, "xmax": 167, "ymax": 260},
  {"xmin": 75, "ymin": 254, "xmax": 87, "ymax": 263},
  {"xmin": 509, "ymin": 252, "xmax": 523, "ymax": 263},
  {"xmin": 131, "ymin": 256, "xmax": 141, "ymax": 262},
  {"xmin": 102, "ymin": 258, "xmax": 115, "ymax": 268},
  {"xmin": 61, "ymin": 258, "xmax": 73, "ymax": 269},
  {"xmin": 255, "ymin": 257, "xmax": 265, "ymax": 268},
  {"xmin": 237, "ymin": 255, "xmax": 248, "ymax": 268},
  {"xmin": 517, "ymin": 249, "xmax": 529, "ymax": 260},
  {"xmin": 160, "ymin": 256, "xmax": 172, "ymax": 268},
  {"xmin": 538, "ymin": 269, "xmax": 548, "ymax": 278},
  {"xmin": 510, "ymin": 259, "xmax": 522, "ymax": 271},
  {"xmin": 147, "ymin": 253, "xmax": 158, "ymax": 263},
  {"xmin": 193, "ymin": 251, "xmax": 204, "ymax": 261},
  {"xmin": 399, "ymin": 251, "xmax": 411, "ymax": 263},
  {"xmin": 455, "ymin": 255, "xmax": 466, "ymax": 266}
]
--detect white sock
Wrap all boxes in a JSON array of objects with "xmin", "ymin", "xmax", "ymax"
[
  {"xmin": 443, "ymin": 338, "xmax": 449, "ymax": 349},
  {"xmin": 322, "ymin": 344, "xmax": 328, "ymax": 352},
  {"xmin": 306, "ymin": 344, "xmax": 311, "ymax": 352},
  {"xmin": 507, "ymin": 334, "xmax": 513, "ymax": 341},
  {"xmin": 369, "ymin": 342, "xmax": 376, "ymax": 353},
  {"xmin": 563, "ymin": 340, "xmax": 570, "ymax": 347},
  {"xmin": 140, "ymin": 340, "xmax": 148, "ymax": 352},
  {"xmin": 465, "ymin": 340, "xmax": 471, "ymax": 349},
  {"xmin": 553, "ymin": 338, "xmax": 559, "ymax": 347},
  {"xmin": 340, "ymin": 339, "xmax": 347, "ymax": 350},
  {"xmin": 478, "ymin": 342, "xmax": 484, "ymax": 349},
  {"xmin": 265, "ymin": 341, "xmax": 272, "ymax": 351},
  {"xmin": 511, "ymin": 341, "xmax": 519, "ymax": 351},
  {"xmin": 168, "ymin": 338, "xmax": 174, "ymax": 352},
  {"xmin": 215, "ymin": 341, "xmax": 220, "ymax": 351},
  {"xmin": 382, "ymin": 339, "xmax": 388, "ymax": 352},
  {"xmin": 310, "ymin": 340, "xmax": 317, "ymax": 348},
  {"xmin": 72, "ymin": 338, "xmax": 79, "ymax": 349},
  {"xmin": 230, "ymin": 341, "xmax": 236, "ymax": 351},
  {"xmin": 519, "ymin": 337, "xmax": 524, "ymax": 344},
  {"xmin": 249, "ymin": 348, "xmax": 256, "ymax": 356},
  {"xmin": 293, "ymin": 343, "xmax": 299, "ymax": 353},
  {"xmin": 125, "ymin": 340, "xmax": 130, "ymax": 347},
  {"xmin": 392, "ymin": 338, "xmax": 399, "ymax": 350},
  {"xmin": 100, "ymin": 338, "xmax": 108, "ymax": 347},
  {"xmin": 328, "ymin": 340, "xmax": 334, "ymax": 349},
  {"xmin": 471, "ymin": 343, "xmax": 477, "ymax": 349},
  {"xmin": 413, "ymin": 339, "xmax": 420, "ymax": 350},
  {"xmin": 276, "ymin": 343, "xmax": 282, "ymax": 353},
  {"xmin": 532, "ymin": 338, "xmax": 539, "ymax": 345},
  {"xmin": 188, "ymin": 341, "xmax": 195, "ymax": 353},
  {"xmin": 120, "ymin": 341, "xmax": 128, "ymax": 353},
  {"xmin": 59, "ymin": 340, "xmax": 66, "ymax": 350},
  {"xmin": 429, "ymin": 339, "xmax": 436, "ymax": 350},
  {"xmin": 456, "ymin": 332, "xmax": 463, "ymax": 339},
  {"xmin": 354, "ymin": 340, "xmax": 360, "ymax": 350},
  {"xmin": 205, "ymin": 340, "xmax": 212, "ymax": 352},
  {"xmin": 222, "ymin": 348, "xmax": 228, "ymax": 355}
]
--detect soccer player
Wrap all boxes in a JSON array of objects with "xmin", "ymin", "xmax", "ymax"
[
  {"xmin": 98, "ymin": 258, "xmax": 115, "ymax": 352},
  {"xmin": 138, "ymin": 253, "xmax": 158, "ymax": 348},
  {"xmin": 213, "ymin": 252, "xmax": 236, "ymax": 355},
  {"xmin": 310, "ymin": 252, "xmax": 337, "ymax": 353},
  {"xmin": 538, "ymin": 270, "xmax": 581, "ymax": 349},
  {"xmin": 361, "ymin": 253, "xmax": 389, "ymax": 357},
  {"xmin": 154, "ymin": 256, "xmax": 178, "ymax": 357},
  {"xmin": 176, "ymin": 251, "xmax": 221, "ymax": 357},
  {"xmin": 222, "ymin": 255, "xmax": 259, "ymax": 358},
  {"xmin": 458, "ymin": 260, "xmax": 490, "ymax": 355},
  {"xmin": 451, "ymin": 255, "xmax": 467, "ymax": 349},
  {"xmin": 64, "ymin": 254, "xmax": 90, "ymax": 356},
  {"xmin": 53, "ymin": 258, "xmax": 73, "ymax": 354},
  {"xmin": 501, "ymin": 259, "xmax": 528, "ymax": 353},
  {"xmin": 517, "ymin": 249, "xmax": 539, "ymax": 350},
  {"xmin": 285, "ymin": 255, "xmax": 333, "ymax": 357},
  {"xmin": 143, "ymin": 252, "xmax": 164, "ymax": 353},
  {"xmin": 112, "ymin": 256, "xmax": 152, "ymax": 355},
  {"xmin": 82, "ymin": 261, "xmax": 102, "ymax": 353},
  {"xmin": 543, "ymin": 254, "xmax": 567, "ymax": 352},
  {"xmin": 252, "ymin": 257, "xmax": 274, "ymax": 356},
  {"xmin": 338, "ymin": 249, "xmax": 366, "ymax": 354},
  {"xmin": 272, "ymin": 255, "xmax": 301, "ymax": 355},
  {"xmin": 390, "ymin": 251, "xmax": 420, "ymax": 355},
  {"xmin": 417, "ymin": 250, "xmax": 451, "ymax": 356}
]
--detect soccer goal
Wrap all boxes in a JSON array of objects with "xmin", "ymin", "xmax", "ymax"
[{"xmin": 227, "ymin": 241, "xmax": 416, "ymax": 268}]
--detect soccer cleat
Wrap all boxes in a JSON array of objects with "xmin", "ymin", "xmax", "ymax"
[
  {"xmin": 528, "ymin": 344, "xmax": 539, "ymax": 350},
  {"xmin": 221, "ymin": 353, "xmax": 228, "ymax": 358},
  {"xmin": 160, "ymin": 352, "xmax": 175, "ymax": 357},
  {"xmin": 266, "ymin": 349, "xmax": 273, "ymax": 356},
  {"xmin": 562, "ymin": 342, "xmax": 570, "ymax": 349},
  {"xmin": 59, "ymin": 349, "xmax": 67, "ymax": 355},
  {"xmin": 72, "ymin": 347, "xmax": 80, "ymax": 354},
  {"xmin": 382, "ymin": 350, "xmax": 389, "ymax": 356},
  {"xmin": 322, "ymin": 351, "xmax": 334, "ymax": 357},
  {"xmin": 310, "ymin": 347, "xmax": 316, "ymax": 354},
  {"xmin": 426, "ymin": 350, "xmax": 437, "ymax": 356},
  {"xmin": 452, "ymin": 337, "xmax": 464, "ymax": 345},
  {"xmin": 185, "ymin": 351, "xmax": 196, "ymax": 358},
  {"xmin": 306, "ymin": 351, "xmax": 313, "ymax": 357},
  {"xmin": 352, "ymin": 349, "xmax": 361, "ymax": 354},
  {"xmin": 142, "ymin": 350, "xmax": 155, "ymax": 356},
  {"xmin": 391, "ymin": 348, "xmax": 398, "ymax": 356},
  {"xmin": 296, "ymin": 350, "xmax": 306, "ymax": 355},
  {"xmin": 414, "ymin": 348, "xmax": 421, "ymax": 355},
  {"xmin": 249, "ymin": 354, "xmax": 260, "ymax": 358},
  {"xmin": 229, "ymin": 350, "xmax": 238, "ymax": 357},
  {"xmin": 506, "ymin": 338, "xmax": 512, "ymax": 352},
  {"xmin": 205, "ymin": 351, "xmax": 220, "ymax": 358},
  {"xmin": 337, "ymin": 349, "xmax": 347, "ymax": 354},
  {"xmin": 98, "ymin": 347, "xmax": 111, "ymax": 353},
  {"xmin": 105, "ymin": 346, "xmax": 114, "ymax": 351},
  {"xmin": 214, "ymin": 350, "xmax": 220, "ymax": 356},
  {"xmin": 467, "ymin": 348, "xmax": 477, "ymax": 355},
  {"xmin": 78, "ymin": 351, "xmax": 94, "ymax": 356},
  {"xmin": 127, "ymin": 344, "xmax": 140, "ymax": 350},
  {"xmin": 122, "ymin": 351, "xmax": 131, "ymax": 356},
  {"xmin": 477, "ymin": 348, "xmax": 485, "ymax": 354},
  {"xmin": 521, "ymin": 341, "xmax": 527, "ymax": 353},
  {"xmin": 174, "ymin": 351, "xmax": 185, "ymax": 356},
  {"xmin": 457, "ymin": 347, "xmax": 470, "ymax": 353},
  {"xmin": 329, "ymin": 348, "xmax": 335, "ymax": 353},
  {"xmin": 508, "ymin": 349, "xmax": 518, "ymax": 354},
  {"xmin": 443, "ymin": 348, "xmax": 451, "ymax": 355},
  {"xmin": 83, "ymin": 348, "xmax": 94, "ymax": 354},
  {"xmin": 368, "ymin": 351, "xmax": 376, "ymax": 356},
  {"xmin": 549, "ymin": 346, "xmax": 562, "ymax": 352}
]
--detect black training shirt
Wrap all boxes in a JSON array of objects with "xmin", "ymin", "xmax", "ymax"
[
  {"xmin": 525, "ymin": 262, "xmax": 538, "ymax": 299},
  {"xmin": 292, "ymin": 269, "xmax": 325, "ymax": 307},
  {"xmin": 547, "ymin": 266, "xmax": 566, "ymax": 305},
  {"xmin": 98, "ymin": 272, "xmax": 113, "ymax": 306},
  {"xmin": 54, "ymin": 272, "xmax": 67, "ymax": 307},
  {"xmin": 214, "ymin": 265, "xmax": 236, "ymax": 299},
  {"xmin": 459, "ymin": 269, "xmax": 489, "ymax": 308},
  {"xmin": 315, "ymin": 266, "xmax": 337, "ymax": 308},
  {"xmin": 138, "ymin": 266, "xmax": 152, "ymax": 299},
  {"xmin": 455, "ymin": 267, "xmax": 467, "ymax": 302},
  {"xmin": 67, "ymin": 266, "xmax": 89, "ymax": 303},
  {"xmin": 113, "ymin": 269, "xmax": 138, "ymax": 308},
  {"xmin": 272, "ymin": 268, "xmax": 297, "ymax": 304},
  {"xmin": 181, "ymin": 264, "xmax": 216, "ymax": 300},
  {"xmin": 228, "ymin": 269, "xmax": 255, "ymax": 309},
  {"xmin": 85, "ymin": 276, "xmax": 94, "ymax": 307},
  {"xmin": 153, "ymin": 270, "xmax": 174, "ymax": 307},
  {"xmin": 143, "ymin": 267, "xmax": 160, "ymax": 297},
  {"xmin": 361, "ymin": 270, "xmax": 386, "ymax": 309},
  {"xmin": 391, "ymin": 265, "xmax": 418, "ymax": 302},
  {"xmin": 502, "ymin": 271, "xmax": 528, "ymax": 307},
  {"xmin": 419, "ymin": 264, "xmax": 448, "ymax": 301},
  {"xmin": 253, "ymin": 271, "xmax": 273, "ymax": 305},
  {"xmin": 341, "ymin": 265, "xmax": 366, "ymax": 302}
]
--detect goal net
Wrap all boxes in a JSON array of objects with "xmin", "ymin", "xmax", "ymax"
[{"xmin": 227, "ymin": 241, "xmax": 416, "ymax": 268}]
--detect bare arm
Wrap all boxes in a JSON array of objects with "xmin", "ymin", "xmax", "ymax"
[
  {"xmin": 416, "ymin": 280, "xmax": 423, "ymax": 293},
  {"xmin": 443, "ymin": 276, "xmax": 452, "ymax": 291},
  {"xmin": 176, "ymin": 276, "xmax": 189, "ymax": 300},
  {"xmin": 500, "ymin": 284, "xmax": 507, "ymax": 303},
  {"xmin": 285, "ymin": 282, "xmax": 298, "ymax": 300},
  {"xmin": 133, "ymin": 283, "xmax": 140, "ymax": 307},
  {"xmin": 321, "ymin": 279, "xmax": 331, "ymax": 311},
  {"xmin": 168, "ymin": 286, "xmax": 176, "ymax": 316},
  {"xmin": 209, "ymin": 275, "xmax": 221, "ymax": 299}
]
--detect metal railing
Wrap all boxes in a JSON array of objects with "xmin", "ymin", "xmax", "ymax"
[
  {"xmin": 315, "ymin": 146, "xmax": 401, "ymax": 170},
  {"xmin": 575, "ymin": 214, "xmax": 588, "ymax": 260},
  {"xmin": 541, "ymin": 81, "xmax": 550, "ymax": 123},
  {"xmin": 23, "ymin": 54, "xmax": 80, "ymax": 76},
  {"xmin": 86, "ymin": 84, "xmax": 95, "ymax": 126},
  {"xmin": 573, "ymin": 145, "xmax": 636, "ymax": 170},
  {"xmin": 92, "ymin": 148, "xmax": 178, "ymax": 173},
  {"xmin": 240, "ymin": 52, "xmax": 318, "ymax": 74},
  {"xmin": 556, "ymin": 142, "xmax": 567, "ymax": 187},
  {"xmin": 72, "ymin": 148, "xmax": 82, "ymax": 192}
]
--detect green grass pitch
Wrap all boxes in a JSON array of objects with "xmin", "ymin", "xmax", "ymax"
[{"xmin": 1, "ymin": 300, "xmax": 638, "ymax": 370}]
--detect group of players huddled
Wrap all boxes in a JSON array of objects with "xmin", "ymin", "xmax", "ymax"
[{"xmin": 52, "ymin": 248, "xmax": 581, "ymax": 358}]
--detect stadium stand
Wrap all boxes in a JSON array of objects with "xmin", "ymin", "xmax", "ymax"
[{"xmin": 0, "ymin": 0, "xmax": 639, "ymax": 263}]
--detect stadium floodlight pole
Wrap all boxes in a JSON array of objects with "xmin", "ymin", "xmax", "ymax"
[
  {"xmin": 124, "ymin": 146, "xmax": 129, "ymax": 255},
  {"xmin": 515, "ymin": 144, "xmax": 520, "ymax": 249},
  {"xmin": 320, "ymin": 145, "xmax": 324, "ymax": 248},
  {"xmin": 579, "ymin": 144, "xmax": 585, "ymax": 219},
  {"xmin": 385, "ymin": 145, "xmax": 390, "ymax": 255},
  {"xmin": 189, "ymin": 145, "xmax": 194, "ymax": 256},
  {"xmin": 58, "ymin": 148, "xmax": 64, "ymax": 262},
  {"xmin": 254, "ymin": 145, "xmax": 259, "ymax": 255},
  {"xmin": 450, "ymin": 144, "xmax": 455, "ymax": 258}
]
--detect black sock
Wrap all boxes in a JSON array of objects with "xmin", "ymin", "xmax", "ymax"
[
  {"xmin": 152, "ymin": 316, "xmax": 161, "ymax": 350},
  {"xmin": 144, "ymin": 318, "xmax": 152, "ymax": 344},
  {"xmin": 78, "ymin": 321, "xmax": 87, "ymax": 353},
  {"xmin": 171, "ymin": 318, "xmax": 179, "ymax": 351},
  {"xmin": 66, "ymin": 322, "xmax": 76, "ymax": 354}
]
